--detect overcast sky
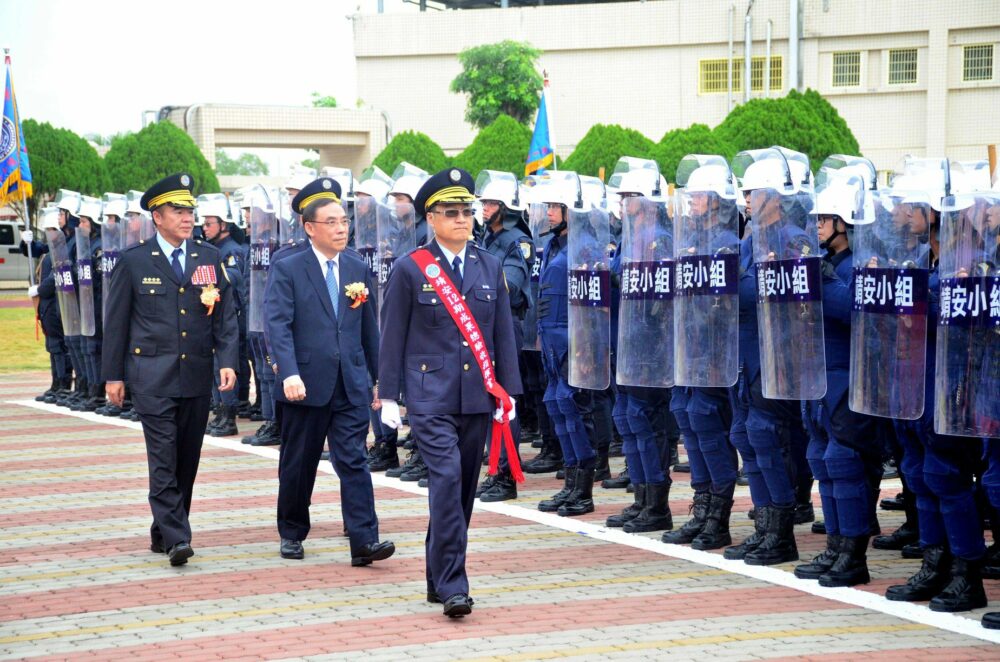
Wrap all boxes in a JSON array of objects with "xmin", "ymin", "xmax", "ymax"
[{"xmin": 1, "ymin": 0, "xmax": 420, "ymax": 171}]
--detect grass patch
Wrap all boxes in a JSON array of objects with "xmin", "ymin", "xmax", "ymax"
[{"xmin": 0, "ymin": 307, "xmax": 51, "ymax": 373}]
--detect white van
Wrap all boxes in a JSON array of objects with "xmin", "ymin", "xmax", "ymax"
[{"xmin": 0, "ymin": 220, "xmax": 33, "ymax": 283}]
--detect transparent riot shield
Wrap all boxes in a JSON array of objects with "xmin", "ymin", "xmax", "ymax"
[
  {"xmin": 247, "ymin": 188, "xmax": 278, "ymax": 333},
  {"xmin": 123, "ymin": 211, "xmax": 154, "ymax": 249},
  {"xmin": 750, "ymin": 187, "xmax": 827, "ymax": 400},
  {"xmin": 75, "ymin": 228, "xmax": 96, "ymax": 337},
  {"xmin": 673, "ymin": 189, "xmax": 740, "ymax": 387},
  {"xmin": 376, "ymin": 198, "xmax": 416, "ymax": 308},
  {"xmin": 100, "ymin": 217, "xmax": 122, "ymax": 327},
  {"xmin": 568, "ymin": 206, "xmax": 611, "ymax": 390},
  {"xmin": 521, "ymin": 201, "xmax": 552, "ymax": 352},
  {"xmin": 616, "ymin": 196, "xmax": 673, "ymax": 387},
  {"xmin": 353, "ymin": 195, "xmax": 379, "ymax": 280},
  {"xmin": 46, "ymin": 228, "xmax": 81, "ymax": 337},
  {"xmin": 935, "ymin": 192, "xmax": 1000, "ymax": 436},
  {"xmin": 849, "ymin": 191, "xmax": 930, "ymax": 419}
]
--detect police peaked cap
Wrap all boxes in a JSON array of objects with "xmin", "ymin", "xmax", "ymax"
[
  {"xmin": 414, "ymin": 168, "xmax": 476, "ymax": 216},
  {"xmin": 291, "ymin": 177, "xmax": 343, "ymax": 216},
  {"xmin": 140, "ymin": 173, "xmax": 197, "ymax": 211}
]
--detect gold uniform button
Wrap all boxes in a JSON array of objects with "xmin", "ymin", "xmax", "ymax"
[
  {"xmin": 149, "ymin": 289, "xmax": 155, "ymax": 294},
  {"xmin": 134, "ymin": 348, "xmax": 141, "ymax": 354},
  {"xmin": 179, "ymin": 287, "xmax": 185, "ymax": 294},
  {"xmin": 462, "ymin": 295, "xmax": 467, "ymax": 300},
  {"xmin": 181, "ymin": 331, "xmax": 187, "ymax": 338},
  {"xmin": 420, "ymin": 364, "xmax": 427, "ymax": 372},
  {"xmin": 431, "ymin": 298, "xmax": 437, "ymax": 304},
  {"xmin": 463, "ymin": 364, "xmax": 470, "ymax": 371},
  {"xmin": 462, "ymin": 341, "xmax": 469, "ymax": 347},
  {"xmin": 180, "ymin": 309, "xmax": 186, "ymax": 315},
  {"xmin": 181, "ymin": 354, "xmax": 186, "ymax": 360}
]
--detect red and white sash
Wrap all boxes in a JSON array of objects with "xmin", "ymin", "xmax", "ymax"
[{"xmin": 410, "ymin": 248, "xmax": 523, "ymax": 482}]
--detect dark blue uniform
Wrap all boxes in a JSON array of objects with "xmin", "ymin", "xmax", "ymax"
[
  {"xmin": 379, "ymin": 239, "xmax": 522, "ymax": 604},
  {"xmin": 102, "ymin": 237, "xmax": 239, "ymax": 552},
  {"xmin": 210, "ymin": 234, "xmax": 248, "ymax": 409}
]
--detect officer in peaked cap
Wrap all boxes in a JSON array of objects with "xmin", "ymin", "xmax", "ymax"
[
  {"xmin": 378, "ymin": 168, "xmax": 522, "ymax": 618},
  {"xmin": 103, "ymin": 173, "xmax": 239, "ymax": 567}
]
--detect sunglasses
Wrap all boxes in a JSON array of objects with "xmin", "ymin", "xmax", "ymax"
[{"xmin": 431, "ymin": 208, "xmax": 475, "ymax": 219}]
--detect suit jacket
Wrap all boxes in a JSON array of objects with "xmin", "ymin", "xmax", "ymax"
[
  {"xmin": 378, "ymin": 240, "xmax": 523, "ymax": 415},
  {"xmin": 102, "ymin": 237, "xmax": 239, "ymax": 397},
  {"xmin": 265, "ymin": 248, "xmax": 378, "ymax": 408}
]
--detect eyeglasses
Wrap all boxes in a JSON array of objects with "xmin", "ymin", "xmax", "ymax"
[
  {"xmin": 306, "ymin": 219, "xmax": 350, "ymax": 228},
  {"xmin": 430, "ymin": 208, "xmax": 475, "ymax": 219}
]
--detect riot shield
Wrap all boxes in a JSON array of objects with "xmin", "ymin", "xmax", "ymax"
[
  {"xmin": 616, "ymin": 196, "xmax": 674, "ymax": 387},
  {"xmin": 521, "ymin": 200, "xmax": 551, "ymax": 352},
  {"xmin": 849, "ymin": 191, "xmax": 930, "ymax": 419},
  {"xmin": 376, "ymin": 198, "xmax": 416, "ymax": 308},
  {"xmin": 123, "ymin": 212, "xmax": 154, "ymax": 249},
  {"xmin": 353, "ymin": 195, "xmax": 379, "ymax": 279},
  {"xmin": 673, "ymin": 188, "xmax": 740, "ymax": 387},
  {"xmin": 100, "ymin": 216, "xmax": 122, "ymax": 326},
  {"xmin": 46, "ymin": 228, "xmax": 81, "ymax": 337},
  {"xmin": 247, "ymin": 188, "xmax": 278, "ymax": 334},
  {"xmin": 75, "ymin": 228, "xmax": 96, "ymax": 337},
  {"xmin": 750, "ymin": 187, "xmax": 827, "ymax": 400},
  {"xmin": 934, "ymin": 192, "xmax": 1000, "ymax": 436},
  {"xmin": 568, "ymin": 206, "xmax": 611, "ymax": 390}
]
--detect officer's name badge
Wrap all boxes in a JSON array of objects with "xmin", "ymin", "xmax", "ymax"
[{"xmin": 141, "ymin": 276, "xmax": 162, "ymax": 285}]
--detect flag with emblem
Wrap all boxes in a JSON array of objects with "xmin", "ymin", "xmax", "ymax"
[
  {"xmin": 191, "ymin": 264, "xmax": 217, "ymax": 286},
  {"xmin": 525, "ymin": 75, "xmax": 555, "ymax": 177},
  {"xmin": 0, "ymin": 50, "xmax": 32, "ymax": 207}
]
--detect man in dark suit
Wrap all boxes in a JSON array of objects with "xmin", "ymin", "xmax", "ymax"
[
  {"xmin": 265, "ymin": 177, "xmax": 395, "ymax": 566},
  {"xmin": 378, "ymin": 168, "xmax": 522, "ymax": 617},
  {"xmin": 103, "ymin": 173, "xmax": 239, "ymax": 566}
]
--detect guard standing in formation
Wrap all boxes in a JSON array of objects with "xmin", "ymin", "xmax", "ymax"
[
  {"xmin": 378, "ymin": 168, "xmax": 522, "ymax": 618},
  {"xmin": 103, "ymin": 173, "xmax": 239, "ymax": 566}
]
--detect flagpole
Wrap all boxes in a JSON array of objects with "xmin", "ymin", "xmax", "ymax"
[
  {"xmin": 542, "ymin": 71, "xmax": 557, "ymax": 168},
  {"xmin": 5, "ymin": 47, "xmax": 34, "ymax": 288}
]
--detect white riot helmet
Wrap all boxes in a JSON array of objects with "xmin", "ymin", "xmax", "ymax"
[
  {"xmin": 285, "ymin": 165, "xmax": 317, "ymax": 193},
  {"xmin": 54, "ymin": 190, "xmax": 82, "ymax": 216},
  {"xmin": 77, "ymin": 196, "xmax": 103, "ymax": 225},
  {"xmin": 676, "ymin": 155, "xmax": 737, "ymax": 199},
  {"xmin": 891, "ymin": 157, "xmax": 950, "ymax": 211},
  {"xmin": 475, "ymin": 170, "xmax": 523, "ymax": 210},
  {"xmin": 39, "ymin": 206, "xmax": 62, "ymax": 231},
  {"xmin": 320, "ymin": 167, "xmax": 355, "ymax": 202},
  {"xmin": 949, "ymin": 160, "xmax": 992, "ymax": 195},
  {"xmin": 101, "ymin": 193, "xmax": 127, "ymax": 221},
  {"xmin": 357, "ymin": 165, "xmax": 394, "ymax": 201},
  {"xmin": 811, "ymin": 174, "xmax": 866, "ymax": 225},
  {"xmin": 608, "ymin": 157, "xmax": 664, "ymax": 198},
  {"xmin": 530, "ymin": 171, "xmax": 584, "ymax": 209},
  {"xmin": 125, "ymin": 190, "xmax": 145, "ymax": 215},
  {"xmin": 197, "ymin": 193, "xmax": 231, "ymax": 225},
  {"xmin": 817, "ymin": 155, "xmax": 877, "ymax": 192},
  {"xmin": 389, "ymin": 162, "xmax": 429, "ymax": 202},
  {"xmin": 579, "ymin": 175, "xmax": 608, "ymax": 209}
]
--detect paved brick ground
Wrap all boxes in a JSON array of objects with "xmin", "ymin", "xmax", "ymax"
[{"xmin": 1, "ymin": 371, "xmax": 998, "ymax": 661}]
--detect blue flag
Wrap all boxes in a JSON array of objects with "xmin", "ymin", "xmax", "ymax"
[
  {"xmin": 525, "ymin": 89, "xmax": 554, "ymax": 177},
  {"xmin": 0, "ymin": 54, "xmax": 33, "ymax": 207}
]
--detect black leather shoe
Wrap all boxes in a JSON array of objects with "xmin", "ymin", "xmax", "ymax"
[
  {"xmin": 167, "ymin": 542, "xmax": 194, "ymax": 566},
  {"xmin": 983, "ymin": 611, "xmax": 1000, "ymax": 630},
  {"xmin": 442, "ymin": 593, "xmax": 473, "ymax": 618},
  {"xmin": 418, "ymin": 478, "xmax": 429, "ymax": 487},
  {"xmin": 901, "ymin": 542, "xmax": 923, "ymax": 559},
  {"xmin": 150, "ymin": 541, "xmax": 166, "ymax": 554},
  {"xmin": 280, "ymin": 539, "xmax": 304, "ymax": 560},
  {"xmin": 427, "ymin": 584, "xmax": 476, "ymax": 606},
  {"xmin": 351, "ymin": 540, "xmax": 395, "ymax": 567},
  {"xmin": 811, "ymin": 521, "xmax": 827, "ymax": 535},
  {"xmin": 880, "ymin": 493, "xmax": 905, "ymax": 511}
]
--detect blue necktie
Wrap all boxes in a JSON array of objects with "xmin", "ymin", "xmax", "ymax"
[
  {"xmin": 171, "ymin": 247, "xmax": 184, "ymax": 282},
  {"xmin": 326, "ymin": 259, "xmax": 339, "ymax": 318},
  {"xmin": 452, "ymin": 255, "xmax": 463, "ymax": 290}
]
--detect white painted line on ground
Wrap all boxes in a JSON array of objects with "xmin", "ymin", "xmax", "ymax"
[{"xmin": 10, "ymin": 398, "xmax": 1000, "ymax": 645}]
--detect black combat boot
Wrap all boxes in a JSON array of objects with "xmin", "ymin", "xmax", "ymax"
[
  {"xmin": 980, "ymin": 521, "xmax": 1000, "ymax": 580},
  {"xmin": 399, "ymin": 451, "xmax": 428, "ymax": 482},
  {"xmin": 885, "ymin": 545, "xmax": 952, "ymax": 602},
  {"xmin": 479, "ymin": 472, "xmax": 517, "ymax": 502},
  {"xmin": 367, "ymin": 440, "xmax": 400, "ymax": 472},
  {"xmin": 624, "ymin": 482, "xmax": 672, "ymax": 533},
  {"xmin": 602, "ymin": 464, "xmax": 631, "ymax": 489},
  {"xmin": 249, "ymin": 420, "xmax": 281, "ymax": 446},
  {"xmin": 690, "ymin": 494, "xmax": 733, "ymax": 550},
  {"xmin": 794, "ymin": 478, "xmax": 815, "ymax": 525},
  {"xmin": 607, "ymin": 484, "xmax": 645, "ymax": 528},
  {"xmin": 594, "ymin": 453, "xmax": 611, "ymax": 483},
  {"xmin": 212, "ymin": 405, "xmax": 239, "ymax": 436},
  {"xmin": 36, "ymin": 376, "xmax": 58, "ymax": 402},
  {"xmin": 724, "ymin": 507, "xmax": 768, "ymax": 560},
  {"xmin": 82, "ymin": 383, "xmax": 105, "ymax": 412},
  {"xmin": 558, "ymin": 465, "xmax": 596, "ymax": 517},
  {"xmin": 744, "ymin": 505, "xmax": 799, "ymax": 565},
  {"xmin": 819, "ymin": 535, "xmax": 870, "ymax": 587},
  {"xmin": 68, "ymin": 378, "xmax": 89, "ymax": 410},
  {"xmin": 54, "ymin": 376, "xmax": 75, "ymax": 406},
  {"xmin": 671, "ymin": 438, "xmax": 689, "ymax": 473},
  {"xmin": 523, "ymin": 436, "xmax": 563, "ymax": 474},
  {"xmin": 387, "ymin": 449, "xmax": 422, "ymax": 478},
  {"xmin": 794, "ymin": 535, "xmax": 842, "ymax": 580},
  {"xmin": 662, "ymin": 491, "xmax": 710, "ymax": 544},
  {"xmin": 872, "ymin": 521, "xmax": 919, "ymax": 551},
  {"xmin": 928, "ymin": 557, "xmax": 988, "ymax": 612},
  {"xmin": 539, "ymin": 466, "xmax": 578, "ymax": 512},
  {"xmin": 206, "ymin": 404, "xmax": 224, "ymax": 435}
]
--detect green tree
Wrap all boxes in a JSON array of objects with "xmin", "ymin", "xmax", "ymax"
[
  {"xmin": 651, "ymin": 123, "xmax": 736, "ymax": 182},
  {"xmin": 301, "ymin": 157, "xmax": 320, "ymax": 171},
  {"xmin": 215, "ymin": 149, "xmax": 270, "ymax": 177},
  {"xmin": 311, "ymin": 93, "xmax": 338, "ymax": 108},
  {"xmin": 21, "ymin": 119, "xmax": 111, "ymax": 218},
  {"xmin": 371, "ymin": 131, "xmax": 449, "ymax": 175},
  {"xmin": 104, "ymin": 121, "xmax": 219, "ymax": 196},
  {"xmin": 561, "ymin": 124, "xmax": 655, "ymax": 178},
  {"xmin": 714, "ymin": 89, "xmax": 860, "ymax": 170},
  {"xmin": 451, "ymin": 115, "xmax": 533, "ymax": 176},
  {"xmin": 450, "ymin": 41, "xmax": 544, "ymax": 130}
]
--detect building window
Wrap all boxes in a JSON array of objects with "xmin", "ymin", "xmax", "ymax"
[
  {"xmin": 888, "ymin": 48, "xmax": 918, "ymax": 85},
  {"xmin": 832, "ymin": 51, "xmax": 861, "ymax": 87},
  {"xmin": 699, "ymin": 56, "xmax": 783, "ymax": 94},
  {"xmin": 963, "ymin": 44, "xmax": 994, "ymax": 82}
]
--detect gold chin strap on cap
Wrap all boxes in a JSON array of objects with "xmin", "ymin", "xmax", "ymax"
[
  {"xmin": 298, "ymin": 191, "xmax": 341, "ymax": 212},
  {"xmin": 425, "ymin": 186, "xmax": 476, "ymax": 210},
  {"xmin": 147, "ymin": 190, "xmax": 197, "ymax": 209}
]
